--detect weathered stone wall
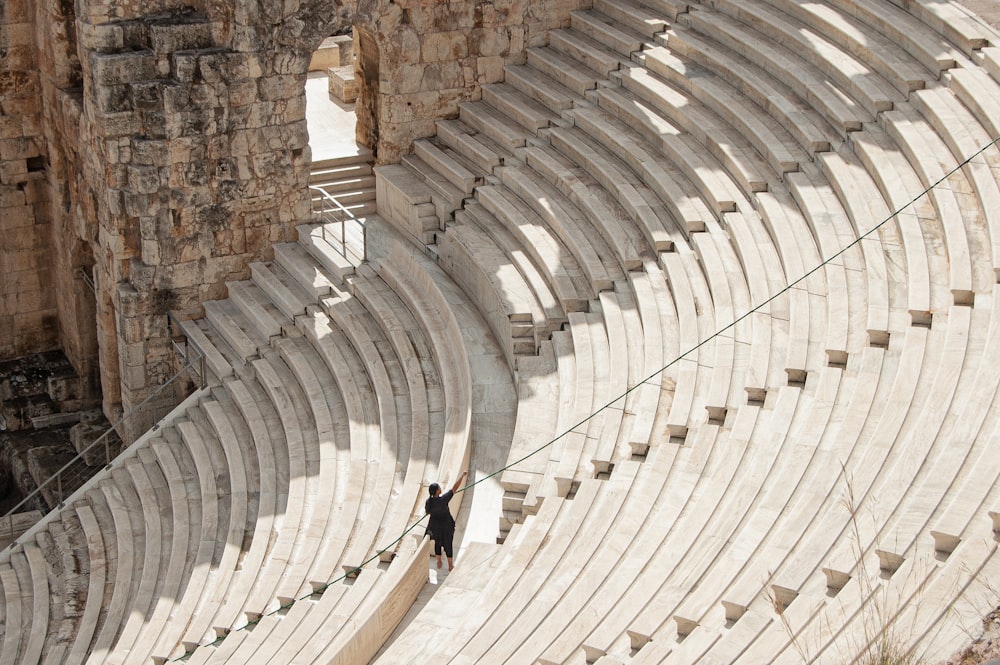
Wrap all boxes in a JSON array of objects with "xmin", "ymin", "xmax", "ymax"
[
  {"xmin": 34, "ymin": 0, "xmax": 101, "ymax": 401},
  {"xmin": 2, "ymin": 0, "xmax": 587, "ymax": 440},
  {"xmin": 75, "ymin": 4, "xmax": 330, "ymax": 434},
  {"xmin": 0, "ymin": 0, "xmax": 57, "ymax": 357},
  {"xmin": 357, "ymin": 0, "xmax": 590, "ymax": 162}
]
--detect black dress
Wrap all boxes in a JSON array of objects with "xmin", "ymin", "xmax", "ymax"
[{"xmin": 425, "ymin": 490, "xmax": 456, "ymax": 558}]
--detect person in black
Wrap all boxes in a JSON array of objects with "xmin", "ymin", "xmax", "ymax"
[{"xmin": 425, "ymin": 471, "xmax": 467, "ymax": 570}]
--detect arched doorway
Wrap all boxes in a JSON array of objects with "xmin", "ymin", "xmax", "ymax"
[{"xmin": 304, "ymin": 25, "xmax": 375, "ymax": 264}]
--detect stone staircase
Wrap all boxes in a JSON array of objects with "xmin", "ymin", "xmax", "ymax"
[{"xmin": 308, "ymin": 150, "xmax": 377, "ymax": 219}]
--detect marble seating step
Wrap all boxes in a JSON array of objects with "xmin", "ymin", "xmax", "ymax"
[
  {"xmin": 571, "ymin": 9, "xmax": 646, "ymax": 57},
  {"xmin": 546, "ymin": 124, "xmax": 675, "ymax": 252},
  {"xmin": 762, "ymin": 0, "xmax": 931, "ymax": 94},
  {"xmin": 500, "ymin": 164, "xmax": 619, "ymax": 293},
  {"xmin": 525, "ymin": 46, "xmax": 603, "ymax": 96},
  {"xmin": 273, "ymin": 241, "xmax": 338, "ymax": 298},
  {"xmin": 437, "ymin": 217, "xmax": 545, "ymax": 365},
  {"xmin": 475, "ymin": 184, "xmax": 593, "ymax": 312},
  {"xmin": 600, "ymin": 70, "xmax": 768, "ymax": 201},
  {"xmin": 644, "ymin": 41, "xmax": 814, "ymax": 170},
  {"xmin": 434, "ymin": 118, "xmax": 509, "ymax": 174},
  {"xmin": 708, "ymin": 0, "xmax": 901, "ymax": 117},
  {"xmin": 548, "ymin": 27, "xmax": 624, "ymax": 78},
  {"xmin": 523, "ymin": 140, "xmax": 646, "ymax": 270},
  {"xmin": 249, "ymin": 261, "xmax": 311, "ymax": 321},
  {"xmin": 679, "ymin": 7, "xmax": 869, "ymax": 136}
]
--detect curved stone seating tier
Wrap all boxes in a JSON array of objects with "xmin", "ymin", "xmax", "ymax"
[
  {"xmin": 824, "ymin": 0, "xmax": 966, "ymax": 74},
  {"xmin": 642, "ymin": 41, "xmax": 815, "ymax": 173},
  {"xmin": 475, "ymin": 184, "xmax": 594, "ymax": 312},
  {"xmin": 910, "ymin": 84, "xmax": 1000, "ymax": 290},
  {"xmin": 437, "ymin": 216, "xmax": 548, "ymax": 366},
  {"xmin": 680, "ymin": 6, "xmax": 872, "ymax": 137},
  {"xmin": 758, "ymin": 0, "xmax": 940, "ymax": 94},
  {"xmin": 375, "ymin": 466, "xmax": 638, "ymax": 664},
  {"xmin": 342, "ymin": 271, "xmax": 445, "ymax": 558},
  {"xmin": 707, "ymin": 0, "xmax": 903, "ymax": 117},
  {"xmin": 366, "ymin": 215, "xmax": 516, "ymax": 545},
  {"xmin": 664, "ymin": 20, "xmax": 837, "ymax": 160},
  {"xmin": 545, "ymin": 124, "xmax": 680, "ymax": 252},
  {"xmin": 882, "ymin": 106, "xmax": 981, "ymax": 302},
  {"xmin": 523, "ymin": 140, "xmax": 650, "ymax": 271},
  {"xmin": 500, "ymin": 162, "xmax": 624, "ymax": 292},
  {"xmin": 569, "ymin": 105, "xmax": 717, "ymax": 235},
  {"xmin": 5, "ymin": 1, "xmax": 1000, "ymax": 663}
]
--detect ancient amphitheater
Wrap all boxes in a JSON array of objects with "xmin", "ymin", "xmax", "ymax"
[{"xmin": 2, "ymin": 0, "xmax": 1000, "ymax": 663}]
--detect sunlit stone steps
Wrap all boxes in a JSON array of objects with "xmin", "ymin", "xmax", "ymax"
[
  {"xmin": 481, "ymin": 82, "xmax": 559, "ymax": 132},
  {"xmin": 457, "ymin": 100, "xmax": 533, "ymax": 153},
  {"xmin": 476, "ymin": 184, "xmax": 594, "ymax": 312},
  {"xmin": 908, "ymin": 83, "xmax": 1000, "ymax": 291},
  {"xmin": 272, "ymin": 239, "xmax": 340, "ymax": 298},
  {"xmin": 828, "ymin": 0, "xmax": 965, "ymax": 73},
  {"xmin": 528, "ymin": 445, "xmax": 685, "ymax": 664},
  {"xmin": 525, "ymin": 46, "xmax": 602, "ymax": 96},
  {"xmin": 677, "ymin": 7, "xmax": 868, "ymax": 137},
  {"xmin": 666, "ymin": 12, "xmax": 840, "ymax": 154},
  {"xmin": 708, "ymin": 0, "xmax": 902, "ymax": 117},
  {"xmin": 571, "ymin": 12, "xmax": 642, "ymax": 58},
  {"xmin": 523, "ymin": 140, "xmax": 648, "ymax": 271},
  {"xmin": 497, "ymin": 338, "xmax": 560, "ymax": 528},
  {"xmin": 450, "ymin": 466, "xmax": 643, "ymax": 663},
  {"xmin": 882, "ymin": 106, "xmax": 978, "ymax": 302},
  {"xmin": 851, "ymin": 125, "xmax": 952, "ymax": 313},
  {"xmin": 296, "ymin": 221, "xmax": 358, "ymax": 282},
  {"xmin": 534, "ymin": 426, "xmax": 728, "ymax": 663},
  {"xmin": 603, "ymin": 73, "xmax": 767, "ymax": 203},
  {"xmin": 437, "ymin": 214, "xmax": 549, "ymax": 365},
  {"xmin": 500, "ymin": 165, "xmax": 622, "ymax": 292},
  {"xmin": 308, "ymin": 150, "xmax": 377, "ymax": 220},
  {"xmin": 644, "ymin": 41, "xmax": 816, "ymax": 171},
  {"xmin": 570, "ymin": 104, "xmax": 717, "ymax": 235},
  {"xmin": 758, "ymin": 0, "xmax": 933, "ymax": 94},
  {"xmin": 548, "ymin": 124, "xmax": 678, "ymax": 252},
  {"xmin": 374, "ymin": 493, "xmax": 566, "ymax": 663},
  {"xmin": 433, "ymin": 118, "xmax": 510, "ymax": 174}
]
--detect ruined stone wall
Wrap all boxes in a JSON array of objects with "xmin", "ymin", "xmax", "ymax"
[
  {"xmin": 74, "ymin": 3, "xmax": 335, "ymax": 434},
  {"xmin": 2, "ymin": 0, "xmax": 587, "ymax": 440},
  {"xmin": 358, "ymin": 0, "xmax": 590, "ymax": 162},
  {"xmin": 0, "ymin": 0, "xmax": 57, "ymax": 358},
  {"xmin": 34, "ymin": 0, "xmax": 101, "ymax": 401}
]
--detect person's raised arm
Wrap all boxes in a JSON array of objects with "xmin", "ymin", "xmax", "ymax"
[{"xmin": 451, "ymin": 471, "xmax": 467, "ymax": 493}]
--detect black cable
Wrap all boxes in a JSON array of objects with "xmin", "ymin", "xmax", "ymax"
[{"xmin": 174, "ymin": 134, "xmax": 1000, "ymax": 660}]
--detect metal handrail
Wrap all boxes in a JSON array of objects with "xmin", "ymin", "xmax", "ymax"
[
  {"xmin": 77, "ymin": 266, "xmax": 97, "ymax": 295},
  {"xmin": 308, "ymin": 184, "xmax": 365, "ymax": 261},
  {"xmin": 0, "ymin": 354, "xmax": 201, "ymax": 548},
  {"xmin": 167, "ymin": 312, "xmax": 206, "ymax": 388}
]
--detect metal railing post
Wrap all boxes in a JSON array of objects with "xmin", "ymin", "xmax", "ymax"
[{"xmin": 308, "ymin": 184, "xmax": 363, "ymax": 261}]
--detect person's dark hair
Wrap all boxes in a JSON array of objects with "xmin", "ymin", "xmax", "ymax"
[{"xmin": 428, "ymin": 483, "xmax": 440, "ymax": 497}]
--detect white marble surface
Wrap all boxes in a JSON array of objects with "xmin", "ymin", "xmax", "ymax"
[{"xmin": 305, "ymin": 72, "xmax": 364, "ymax": 163}]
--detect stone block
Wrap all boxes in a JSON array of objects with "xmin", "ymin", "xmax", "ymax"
[
  {"xmin": 69, "ymin": 421, "xmax": 120, "ymax": 467},
  {"xmin": 150, "ymin": 20, "xmax": 213, "ymax": 53},
  {"xmin": 27, "ymin": 443, "xmax": 81, "ymax": 508},
  {"xmin": 96, "ymin": 111, "xmax": 142, "ymax": 138},
  {"xmin": 94, "ymin": 85, "xmax": 134, "ymax": 113},
  {"xmin": 328, "ymin": 65, "xmax": 358, "ymax": 103},
  {"xmin": 131, "ymin": 138, "xmax": 169, "ymax": 165},
  {"xmin": 90, "ymin": 50, "xmax": 157, "ymax": 86},
  {"xmin": 126, "ymin": 163, "xmax": 162, "ymax": 194},
  {"xmin": 423, "ymin": 30, "xmax": 470, "ymax": 62},
  {"xmin": 0, "ymin": 137, "xmax": 32, "ymax": 161}
]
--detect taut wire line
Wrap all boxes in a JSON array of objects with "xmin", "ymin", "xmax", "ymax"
[{"xmin": 174, "ymin": 133, "xmax": 1000, "ymax": 660}]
